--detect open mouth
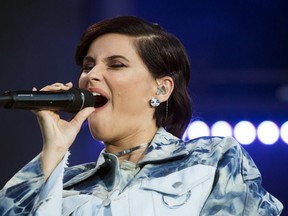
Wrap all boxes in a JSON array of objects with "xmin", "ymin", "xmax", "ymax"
[{"xmin": 92, "ymin": 92, "xmax": 108, "ymax": 108}]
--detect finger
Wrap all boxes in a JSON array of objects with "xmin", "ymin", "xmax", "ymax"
[
  {"xmin": 40, "ymin": 82, "xmax": 73, "ymax": 91},
  {"xmin": 70, "ymin": 107, "xmax": 95, "ymax": 130},
  {"xmin": 31, "ymin": 109, "xmax": 58, "ymax": 118},
  {"xmin": 65, "ymin": 82, "xmax": 73, "ymax": 87}
]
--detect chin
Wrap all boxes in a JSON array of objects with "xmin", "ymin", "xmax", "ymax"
[{"xmin": 88, "ymin": 124, "xmax": 109, "ymax": 143}]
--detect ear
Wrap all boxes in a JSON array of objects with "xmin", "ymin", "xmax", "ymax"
[{"xmin": 155, "ymin": 76, "xmax": 174, "ymax": 102}]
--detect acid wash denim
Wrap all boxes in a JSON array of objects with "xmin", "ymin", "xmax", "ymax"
[{"xmin": 0, "ymin": 127, "xmax": 283, "ymax": 215}]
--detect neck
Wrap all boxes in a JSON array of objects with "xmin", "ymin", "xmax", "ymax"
[
  {"xmin": 104, "ymin": 125, "xmax": 158, "ymax": 163},
  {"xmin": 116, "ymin": 143, "xmax": 150, "ymax": 164},
  {"xmin": 114, "ymin": 143, "xmax": 149, "ymax": 157}
]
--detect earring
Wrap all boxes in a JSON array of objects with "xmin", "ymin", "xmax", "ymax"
[
  {"xmin": 150, "ymin": 98, "xmax": 161, "ymax": 107},
  {"xmin": 156, "ymin": 85, "xmax": 166, "ymax": 95}
]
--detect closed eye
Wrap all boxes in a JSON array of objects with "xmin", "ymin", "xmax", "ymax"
[
  {"xmin": 108, "ymin": 62, "xmax": 126, "ymax": 69},
  {"xmin": 82, "ymin": 56, "xmax": 95, "ymax": 73},
  {"xmin": 104, "ymin": 55, "xmax": 129, "ymax": 70},
  {"xmin": 82, "ymin": 63, "xmax": 95, "ymax": 72}
]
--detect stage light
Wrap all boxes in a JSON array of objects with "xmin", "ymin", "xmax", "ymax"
[
  {"xmin": 257, "ymin": 121, "xmax": 279, "ymax": 145},
  {"xmin": 280, "ymin": 121, "xmax": 288, "ymax": 144},
  {"xmin": 185, "ymin": 120, "xmax": 210, "ymax": 139},
  {"xmin": 182, "ymin": 120, "xmax": 286, "ymax": 145},
  {"xmin": 211, "ymin": 121, "xmax": 233, "ymax": 137},
  {"xmin": 233, "ymin": 121, "xmax": 256, "ymax": 145}
]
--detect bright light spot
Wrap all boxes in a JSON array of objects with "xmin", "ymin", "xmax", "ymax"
[
  {"xmin": 280, "ymin": 121, "xmax": 288, "ymax": 144},
  {"xmin": 257, "ymin": 121, "xmax": 279, "ymax": 145},
  {"xmin": 211, "ymin": 121, "xmax": 233, "ymax": 137},
  {"xmin": 234, "ymin": 121, "xmax": 256, "ymax": 145},
  {"xmin": 186, "ymin": 121, "xmax": 210, "ymax": 139},
  {"xmin": 182, "ymin": 119, "xmax": 284, "ymax": 145}
]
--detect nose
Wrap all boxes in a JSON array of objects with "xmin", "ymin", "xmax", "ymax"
[
  {"xmin": 79, "ymin": 65, "xmax": 103, "ymax": 88},
  {"xmin": 86, "ymin": 65, "xmax": 103, "ymax": 81}
]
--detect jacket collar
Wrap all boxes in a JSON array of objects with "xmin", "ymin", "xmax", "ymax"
[
  {"xmin": 99, "ymin": 127, "xmax": 189, "ymax": 166},
  {"xmin": 137, "ymin": 127, "xmax": 189, "ymax": 166},
  {"xmin": 64, "ymin": 128, "xmax": 189, "ymax": 188}
]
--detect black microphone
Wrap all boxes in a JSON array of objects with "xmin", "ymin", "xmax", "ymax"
[{"xmin": 0, "ymin": 87, "xmax": 95, "ymax": 113}]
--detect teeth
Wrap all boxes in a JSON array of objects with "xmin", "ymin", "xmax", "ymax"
[{"xmin": 92, "ymin": 92, "xmax": 101, "ymax": 96}]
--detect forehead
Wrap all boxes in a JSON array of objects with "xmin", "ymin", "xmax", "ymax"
[{"xmin": 87, "ymin": 33, "xmax": 137, "ymax": 56}]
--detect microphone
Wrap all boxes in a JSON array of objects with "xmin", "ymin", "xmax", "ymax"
[{"xmin": 0, "ymin": 87, "xmax": 95, "ymax": 113}]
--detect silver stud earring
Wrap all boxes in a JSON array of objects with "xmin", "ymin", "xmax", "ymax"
[{"xmin": 150, "ymin": 98, "xmax": 161, "ymax": 107}]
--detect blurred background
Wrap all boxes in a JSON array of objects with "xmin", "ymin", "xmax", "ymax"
[{"xmin": 0, "ymin": 0, "xmax": 287, "ymax": 213}]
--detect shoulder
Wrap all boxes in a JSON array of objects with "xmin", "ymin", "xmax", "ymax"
[
  {"xmin": 183, "ymin": 136, "xmax": 243, "ymax": 166},
  {"xmin": 150, "ymin": 128, "xmax": 246, "ymax": 170},
  {"xmin": 185, "ymin": 136, "xmax": 240, "ymax": 151},
  {"xmin": 182, "ymin": 136, "xmax": 262, "ymax": 182}
]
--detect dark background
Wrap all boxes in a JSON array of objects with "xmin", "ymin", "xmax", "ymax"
[{"xmin": 0, "ymin": 0, "xmax": 287, "ymax": 213}]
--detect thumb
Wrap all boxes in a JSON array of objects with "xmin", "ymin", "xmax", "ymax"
[{"xmin": 70, "ymin": 107, "xmax": 95, "ymax": 130}]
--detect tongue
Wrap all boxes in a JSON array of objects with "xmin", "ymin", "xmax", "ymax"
[{"xmin": 94, "ymin": 95, "xmax": 108, "ymax": 108}]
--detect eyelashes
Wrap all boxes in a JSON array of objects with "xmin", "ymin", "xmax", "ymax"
[
  {"xmin": 108, "ymin": 62, "xmax": 127, "ymax": 69},
  {"xmin": 82, "ymin": 63, "xmax": 95, "ymax": 72},
  {"xmin": 82, "ymin": 62, "xmax": 127, "ymax": 73},
  {"xmin": 81, "ymin": 54, "xmax": 130, "ymax": 73}
]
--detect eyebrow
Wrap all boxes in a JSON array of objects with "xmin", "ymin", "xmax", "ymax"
[
  {"xmin": 83, "ymin": 55, "xmax": 130, "ymax": 64},
  {"xmin": 103, "ymin": 55, "xmax": 130, "ymax": 63},
  {"xmin": 83, "ymin": 56, "xmax": 95, "ymax": 63}
]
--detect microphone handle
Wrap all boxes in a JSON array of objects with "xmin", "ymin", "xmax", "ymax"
[
  {"xmin": 0, "ymin": 88, "xmax": 91, "ymax": 113},
  {"xmin": 11, "ymin": 91, "xmax": 76, "ymax": 110}
]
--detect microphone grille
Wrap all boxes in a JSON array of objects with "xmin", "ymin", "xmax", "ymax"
[{"xmin": 69, "ymin": 88, "xmax": 95, "ymax": 112}]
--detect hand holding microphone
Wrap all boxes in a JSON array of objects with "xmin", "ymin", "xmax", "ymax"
[
  {"xmin": 13, "ymin": 82, "xmax": 96, "ymax": 179},
  {"xmin": 0, "ymin": 84, "xmax": 95, "ymax": 113}
]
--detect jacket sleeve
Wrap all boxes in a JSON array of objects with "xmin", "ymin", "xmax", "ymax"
[
  {"xmin": 200, "ymin": 137, "xmax": 283, "ymax": 216},
  {"xmin": 0, "ymin": 153, "xmax": 69, "ymax": 216}
]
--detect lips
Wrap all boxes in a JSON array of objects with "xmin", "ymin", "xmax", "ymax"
[{"xmin": 92, "ymin": 92, "xmax": 108, "ymax": 108}]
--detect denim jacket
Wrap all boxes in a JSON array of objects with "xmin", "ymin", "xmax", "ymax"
[{"xmin": 0, "ymin": 127, "xmax": 283, "ymax": 215}]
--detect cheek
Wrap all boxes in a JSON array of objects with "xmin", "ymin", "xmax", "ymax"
[
  {"xmin": 114, "ymin": 80, "xmax": 152, "ymax": 108},
  {"xmin": 78, "ymin": 74, "xmax": 86, "ymax": 88}
]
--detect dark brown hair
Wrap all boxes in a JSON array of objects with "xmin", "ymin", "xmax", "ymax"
[{"xmin": 75, "ymin": 16, "xmax": 192, "ymax": 138}]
